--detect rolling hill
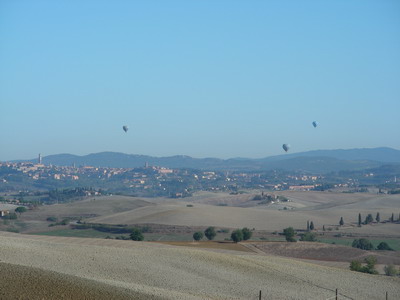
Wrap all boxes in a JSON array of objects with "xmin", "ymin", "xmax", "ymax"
[{"xmin": 1, "ymin": 232, "xmax": 400, "ymax": 299}]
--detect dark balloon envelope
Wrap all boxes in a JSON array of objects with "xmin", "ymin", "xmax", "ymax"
[
  {"xmin": 122, "ymin": 125, "xmax": 128, "ymax": 132},
  {"xmin": 312, "ymin": 121, "xmax": 318, "ymax": 128},
  {"xmin": 282, "ymin": 144, "xmax": 290, "ymax": 152}
]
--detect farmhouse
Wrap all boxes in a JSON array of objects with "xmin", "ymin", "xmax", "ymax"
[{"xmin": 0, "ymin": 210, "xmax": 10, "ymax": 217}]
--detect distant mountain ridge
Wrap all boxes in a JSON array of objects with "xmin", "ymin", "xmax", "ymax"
[
  {"xmin": 10, "ymin": 147, "xmax": 400, "ymax": 173},
  {"xmin": 260, "ymin": 147, "xmax": 400, "ymax": 163}
]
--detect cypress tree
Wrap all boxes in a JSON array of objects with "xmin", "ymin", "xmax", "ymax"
[
  {"xmin": 307, "ymin": 220, "xmax": 310, "ymax": 231},
  {"xmin": 358, "ymin": 213, "xmax": 362, "ymax": 227},
  {"xmin": 310, "ymin": 221, "xmax": 314, "ymax": 231},
  {"xmin": 339, "ymin": 217, "xmax": 344, "ymax": 226},
  {"xmin": 375, "ymin": 212, "xmax": 380, "ymax": 223}
]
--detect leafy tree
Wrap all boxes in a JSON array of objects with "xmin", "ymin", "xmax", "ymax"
[
  {"xmin": 350, "ymin": 257, "xmax": 378, "ymax": 274},
  {"xmin": 204, "ymin": 227, "xmax": 216, "ymax": 240},
  {"xmin": 15, "ymin": 206, "xmax": 27, "ymax": 215},
  {"xmin": 362, "ymin": 256, "xmax": 378, "ymax": 274},
  {"xmin": 309, "ymin": 221, "xmax": 314, "ymax": 230},
  {"xmin": 358, "ymin": 213, "xmax": 362, "ymax": 227},
  {"xmin": 375, "ymin": 212, "xmax": 380, "ymax": 223},
  {"xmin": 352, "ymin": 238, "xmax": 373, "ymax": 250},
  {"xmin": 300, "ymin": 232, "xmax": 317, "ymax": 242},
  {"xmin": 130, "ymin": 228, "xmax": 144, "ymax": 241},
  {"xmin": 193, "ymin": 231, "xmax": 203, "ymax": 241},
  {"xmin": 339, "ymin": 217, "xmax": 344, "ymax": 226},
  {"xmin": 350, "ymin": 260, "xmax": 362, "ymax": 271},
  {"xmin": 231, "ymin": 229, "xmax": 243, "ymax": 243},
  {"xmin": 283, "ymin": 227, "xmax": 297, "ymax": 242},
  {"xmin": 384, "ymin": 264, "xmax": 398, "ymax": 276},
  {"xmin": 364, "ymin": 214, "xmax": 373, "ymax": 224},
  {"xmin": 242, "ymin": 227, "xmax": 252, "ymax": 241},
  {"xmin": 376, "ymin": 242, "xmax": 394, "ymax": 251}
]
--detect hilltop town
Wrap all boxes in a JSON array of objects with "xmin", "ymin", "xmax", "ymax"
[{"xmin": 1, "ymin": 157, "xmax": 398, "ymax": 205}]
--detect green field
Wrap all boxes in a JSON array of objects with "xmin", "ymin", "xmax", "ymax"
[
  {"xmin": 32, "ymin": 229, "xmax": 118, "ymax": 239},
  {"xmin": 318, "ymin": 238, "xmax": 400, "ymax": 251}
]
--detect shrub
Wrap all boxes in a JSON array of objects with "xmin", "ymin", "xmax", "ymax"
[
  {"xmin": 352, "ymin": 238, "xmax": 373, "ymax": 250},
  {"xmin": 350, "ymin": 257, "xmax": 378, "ymax": 274},
  {"xmin": 384, "ymin": 264, "xmax": 398, "ymax": 276},
  {"xmin": 376, "ymin": 242, "xmax": 394, "ymax": 251},
  {"xmin": 283, "ymin": 227, "xmax": 297, "ymax": 242},
  {"xmin": 231, "ymin": 229, "xmax": 243, "ymax": 243},
  {"xmin": 362, "ymin": 256, "xmax": 378, "ymax": 274},
  {"xmin": 350, "ymin": 260, "xmax": 362, "ymax": 271},
  {"xmin": 60, "ymin": 219, "xmax": 70, "ymax": 225},
  {"xmin": 300, "ymin": 232, "xmax": 317, "ymax": 242},
  {"xmin": 242, "ymin": 227, "xmax": 252, "ymax": 241},
  {"xmin": 193, "ymin": 231, "xmax": 203, "ymax": 241},
  {"xmin": 15, "ymin": 207, "xmax": 27, "ymax": 215},
  {"xmin": 46, "ymin": 217, "xmax": 58, "ymax": 222},
  {"xmin": 130, "ymin": 228, "xmax": 144, "ymax": 241},
  {"xmin": 204, "ymin": 227, "xmax": 217, "ymax": 240}
]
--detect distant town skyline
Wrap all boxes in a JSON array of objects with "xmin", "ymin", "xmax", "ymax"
[{"xmin": 1, "ymin": 1, "xmax": 399, "ymax": 161}]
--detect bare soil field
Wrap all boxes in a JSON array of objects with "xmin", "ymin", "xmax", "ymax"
[
  {"xmin": 23, "ymin": 195, "xmax": 155, "ymax": 221},
  {"xmin": 6, "ymin": 191, "xmax": 398, "ymax": 248},
  {"xmin": 157, "ymin": 240, "xmax": 253, "ymax": 252},
  {"xmin": 1, "ymin": 232, "xmax": 399, "ymax": 300},
  {"xmin": 0, "ymin": 262, "xmax": 147, "ymax": 300},
  {"xmin": 6, "ymin": 195, "xmax": 155, "ymax": 233},
  {"xmin": 188, "ymin": 191, "xmax": 257, "ymax": 207}
]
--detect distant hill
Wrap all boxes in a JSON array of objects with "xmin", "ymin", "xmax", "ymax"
[
  {"xmin": 260, "ymin": 147, "xmax": 400, "ymax": 163},
  {"xmin": 12, "ymin": 147, "xmax": 400, "ymax": 173}
]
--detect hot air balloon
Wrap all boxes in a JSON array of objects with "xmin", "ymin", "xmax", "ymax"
[
  {"xmin": 122, "ymin": 125, "xmax": 128, "ymax": 133},
  {"xmin": 282, "ymin": 144, "xmax": 290, "ymax": 152},
  {"xmin": 312, "ymin": 121, "xmax": 318, "ymax": 128}
]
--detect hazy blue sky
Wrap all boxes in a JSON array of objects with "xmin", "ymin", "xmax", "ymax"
[{"xmin": 1, "ymin": 0, "xmax": 399, "ymax": 161}]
